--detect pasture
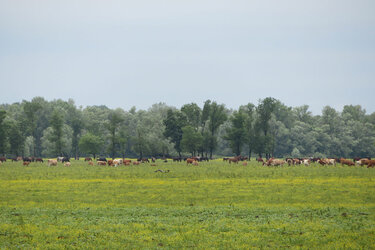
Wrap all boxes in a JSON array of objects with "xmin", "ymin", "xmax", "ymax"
[{"xmin": 0, "ymin": 159, "xmax": 374, "ymax": 249}]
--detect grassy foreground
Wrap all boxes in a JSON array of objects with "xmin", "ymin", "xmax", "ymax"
[{"xmin": 0, "ymin": 160, "xmax": 374, "ymax": 249}]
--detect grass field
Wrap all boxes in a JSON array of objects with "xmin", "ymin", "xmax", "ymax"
[{"xmin": 0, "ymin": 159, "xmax": 374, "ymax": 249}]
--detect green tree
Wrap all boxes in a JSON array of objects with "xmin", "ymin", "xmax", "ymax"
[
  {"xmin": 8, "ymin": 120, "xmax": 25, "ymax": 156},
  {"xmin": 0, "ymin": 110, "xmax": 7, "ymax": 156},
  {"xmin": 50, "ymin": 109, "xmax": 65, "ymax": 156},
  {"xmin": 106, "ymin": 109, "xmax": 125, "ymax": 158},
  {"xmin": 163, "ymin": 109, "xmax": 187, "ymax": 157},
  {"xmin": 79, "ymin": 133, "xmax": 103, "ymax": 159},
  {"xmin": 206, "ymin": 101, "xmax": 227, "ymax": 158},
  {"xmin": 23, "ymin": 99, "xmax": 43, "ymax": 156},
  {"xmin": 181, "ymin": 125, "xmax": 203, "ymax": 156},
  {"xmin": 181, "ymin": 103, "xmax": 201, "ymax": 131},
  {"xmin": 240, "ymin": 103, "xmax": 256, "ymax": 158},
  {"xmin": 225, "ymin": 111, "xmax": 246, "ymax": 156}
]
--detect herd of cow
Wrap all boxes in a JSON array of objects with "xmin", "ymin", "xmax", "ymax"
[
  {"xmin": 0, "ymin": 155, "xmax": 374, "ymax": 168},
  {"xmin": 223, "ymin": 156, "xmax": 375, "ymax": 168}
]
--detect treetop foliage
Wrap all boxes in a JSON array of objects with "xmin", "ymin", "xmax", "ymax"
[{"xmin": 0, "ymin": 97, "xmax": 374, "ymax": 158}]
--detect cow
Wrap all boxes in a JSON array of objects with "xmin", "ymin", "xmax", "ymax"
[
  {"xmin": 113, "ymin": 159, "xmax": 122, "ymax": 167},
  {"xmin": 88, "ymin": 161, "xmax": 94, "ymax": 166},
  {"xmin": 64, "ymin": 162, "xmax": 71, "ymax": 167},
  {"xmin": 97, "ymin": 158, "xmax": 107, "ymax": 162},
  {"xmin": 340, "ymin": 158, "xmax": 355, "ymax": 166},
  {"xmin": 366, "ymin": 160, "xmax": 375, "ymax": 168},
  {"xmin": 133, "ymin": 161, "xmax": 140, "ymax": 165},
  {"xmin": 57, "ymin": 156, "xmax": 64, "ymax": 162},
  {"xmin": 173, "ymin": 157, "xmax": 182, "ymax": 162},
  {"xmin": 23, "ymin": 161, "xmax": 30, "ymax": 166},
  {"xmin": 107, "ymin": 160, "xmax": 114, "ymax": 166},
  {"xmin": 192, "ymin": 161, "xmax": 199, "ymax": 166},
  {"xmin": 85, "ymin": 157, "xmax": 92, "ymax": 161},
  {"xmin": 302, "ymin": 159, "xmax": 310, "ymax": 166},
  {"xmin": 0, "ymin": 157, "xmax": 7, "ymax": 162},
  {"xmin": 35, "ymin": 158, "xmax": 44, "ymax": 163},
  {"xmin": 47, "ymin": 159, "xmax": 58, "ymax": 166},
  {"xmin": 61, "ymin": 157, "xmax": 70, "ymax": 163},
  {"xmin": 256, "ymin": 158, "xmax": 264, "ymax": 164},
  {"xmin": 287, "ymin": 159, "xmax": 293, "ymax": 166},
  {"xmin": 186, "ymin": 158, "xmax": 195, "ymax": 165},
  {"xmin": 228, "ymin": 157, "xmax": 239, "ymax": 164},
  {"xmin": 97, "ymin": 161, "xmax": 107, "ymax": 166},
  {"xmin": 23, "ymin": 157, "xmax": 32, "ymax": 163},
  {"xmin": 123, "ymin": 159, "xmax": 132, "ymax": 165},
  {"xmin": 264, "ymin": 158, "xmax": 285, "ymax": 166},
  {"xmin": 138, "ymin": 158, "xmax": 149, "ymax": 163}
]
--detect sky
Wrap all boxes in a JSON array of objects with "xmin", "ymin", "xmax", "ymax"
[{"xmin": 0, "ymin": 0, "xmax": 374, "ymax": 114}]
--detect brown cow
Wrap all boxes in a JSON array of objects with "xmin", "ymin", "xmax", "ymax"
[
  {"xmin": 107, "ymin": 160, "xmax": 114, "ymax": 166},
  {"xmin": 228, "ymin": 157, "xmax": 239, "ymax": 164},
  {"xmin": 133, "ymin": 161, "xmax": 140, "ymax": 165},
  {"xmin": 88, "ymin": 161, "xmax": 94, "ymax": 166},
  {"xmin": 97, "ymin": 161, "xmax": 107, "ymax": 166},
  {"xmin": 123, "ymin": 159, "xmax": 132, "ymax": 165},
  {"xmin": 85, "ymin": 157, "xmax": 92, "ymax": 161},
  {"xmin": 340, "ymin": 158, "xmax": 355, "ymax": 166},
  {"xmin": 186, "ymin": 158, "xmax": 195, "ymax": 165},
  {"xmin": 23, "ymin": 161, "xmax": 30, "ymax": 166},
  {"xmin": 367, "ymin": 160, "xmax": 375, "ymax": 168},
  {"xmin": 64, "ymin": 162, "xmax": 71, "ymax": 167}
]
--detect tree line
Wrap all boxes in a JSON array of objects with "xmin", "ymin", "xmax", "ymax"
[{"xmin": 0, "ymin": 97, "xmax": 374, "ymax": 159}]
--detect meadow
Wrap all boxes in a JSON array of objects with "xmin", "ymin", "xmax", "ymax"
[{"xmin": 0, "ymin": 159, "xmax": 374, "ymax": 249}]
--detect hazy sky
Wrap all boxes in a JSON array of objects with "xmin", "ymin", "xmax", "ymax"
[{"xmin": 1, "ymin": 0, "xmax": 374, "ymax": 114}]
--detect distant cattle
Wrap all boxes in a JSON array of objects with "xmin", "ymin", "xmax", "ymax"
[
  {"xmin": 88, "ymin": 161, "xmax": 94, "ymax": 166},
  {"xmin": 228, "ymin": 157, "xmax": 239, "ymax": 164},
  {"xmin": 173, "ymin": 157, "xmax": 182, "ymax": 162},
  {"xmin": 192, "ymin": 161, "xmax": 199, "ymax": 166},
  {"xmin": 62, "ymin": 157, "xmax": 70, "ymax": 163},
  {"xmin": 113, "ymin": 159, "xmax": 123, "ymax": 167},
  {"xmin": 97, "ymin": 161, "xmax": 107, "ymax": 166},
  {"xmin": 47, "ymin": 159, "xmax": 58, "ymax": 166},
  {"xmin": 138, "ymin": 158, "xmax": 150, "ymax": 163},
  {"xmin": 133, "ymin": 161, "xmax": 140, "ymax": 165},
  {"xmin": 302, "ymin": 159, "xmax": 310, "ymax": 166},
  {"xmin": 85, "ymin": 157, "xmax": 92, "ymax": 161},
  {"xmin": 97, "ymin": 158, "xmax": 107, "ymax": 162},
  {"xmin": 264, "ymin": 158, "xmax": 285, "ymax": 166},
  {"xmin": 0, "ymin": 157, "xmax": 7, "ymax": 162},
  {"xmin": 57, "ymin": 156, "xmax": 64, "ymax": 162},
  {"xmin": 35, "ymin": 158, "xmax": 44, "ymax": 163},
  {"xmin": 256, "ymin": 158, "xmax": 264, "ymax": 163},
  {"xmin": 123, "ymin": 159, "xmax": 132, "ymax": 165},
  {"xmin": 186, "ymin": 158, "xmax": 195, "ymax": 165},
  {"xmin": 23, "ymin": 161, "xmax": 30, "ymax": 166},
  {"xmin": 107, "ymin": 160, "xmax": 114, "ymax": 166},
  {"xmin": 367, "ymin": 160, "xmax": 375, "ymax": 168},
  {"xmin": 23, "ymin": 157, "xmax": 32, "ymax": 162},
  {"xmin": 64, "ymin": 162, "xmax": 71, "ymax": 167},
  {"xmin": 340, "ymin": 158, "xmax": 355, "ymax": 166}
]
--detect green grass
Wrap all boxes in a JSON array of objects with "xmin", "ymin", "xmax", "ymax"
[{"xmin": 0, "ymin": 160, "xmax": 374, "ymax": 249}]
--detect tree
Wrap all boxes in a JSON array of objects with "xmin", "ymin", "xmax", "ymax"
[
  {"xmin": 106, "ymin": 109, "xmax": 125, "ymax": 158},
  {"xmin": 225, "ymin": 111, "xmax": 246, "ymax": 156},
  {"xmin": 23, "ymin": 99, "xmax": 43, "ymax": 156},
  {"xmin": 181, "ymin": 103, "xmax": 201, "ymax": 131},
  {"xmin": 79, "ymin": 133, "xmax": 103, "ymax": 159},
  {"xmin": 180, "ymin": 125, "xmax": 203, "ymax": 156},
  {"xmin": 50, "ymin": 109, "xmax": 65, "ymax": 156},
  {"xmin": 0, "ymin": 110, "xmax": 7, "ymax": 156},
  {"xmin": 206, "ymin": 101, "xmax": 227, "ymax": 158},
  {"xmin": 240, "ymin": 103, "xmax": 256, "ymax": 158},
  {"xmin": 66, "ymin": 102, "xmax": 84, "ymax": 160},
  {"xmin": 256, "ymin": 97, "xmax": 277, "ymax": 158},
  {"xmin": 8, "ymin": 120, "xmax": 25, "ymax": 156},
  {"xmin": 163, "ymin": 109, "xmax": 187, "ymax": 157}
]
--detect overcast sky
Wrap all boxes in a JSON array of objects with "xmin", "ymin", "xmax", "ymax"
[{"xmin": 0, "ymin": 0, "xmax": 374, "ymax": 114}]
